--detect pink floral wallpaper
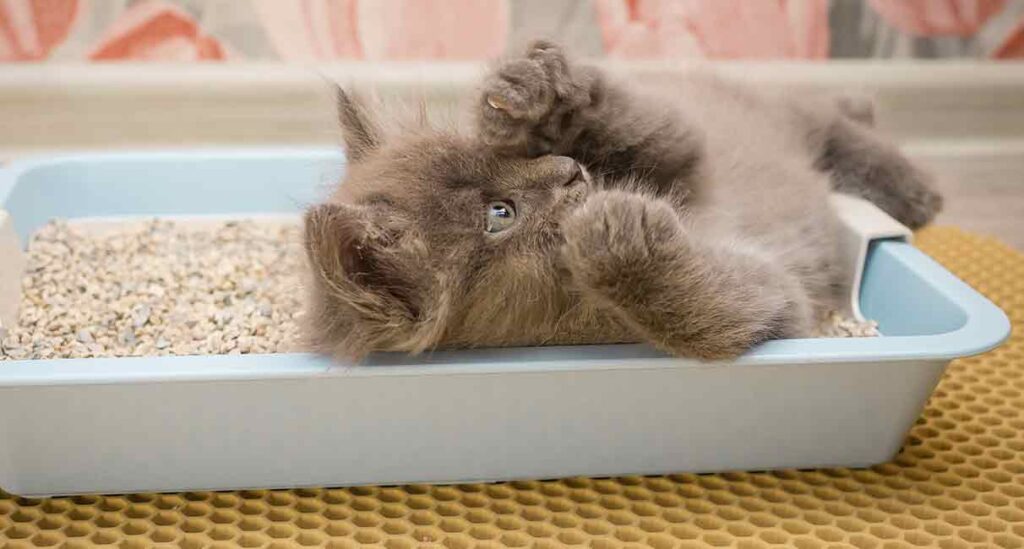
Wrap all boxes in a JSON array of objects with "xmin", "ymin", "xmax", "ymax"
[
  {"xmin": 2, "ymin": 0, "xmax": 1023, "ymax": 63},
  {"xmin": 593, "ymin": 0, "xmax": 831, "ymax": 59}
]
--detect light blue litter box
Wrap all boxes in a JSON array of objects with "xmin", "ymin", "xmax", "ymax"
[{"xmin": 0, "ymin": 149, "xmax": 1010, "ymax": 497}]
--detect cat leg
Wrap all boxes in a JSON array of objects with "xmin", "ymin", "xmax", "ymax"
[
  {"xmin": 813, "ymin": 110, "xmax": 943, "ymax": 230},
  {"xmin": 561, "ymin": 191, "xmax": 813, "ymax": 360},
  {"xmin": 476, "ymin": 41, "xmax": 702, "ymax": 197}
]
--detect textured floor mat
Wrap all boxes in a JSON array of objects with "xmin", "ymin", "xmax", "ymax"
[{"xmin": 1, "ymin": 226, "xmax": 1022, "ymax": 549}]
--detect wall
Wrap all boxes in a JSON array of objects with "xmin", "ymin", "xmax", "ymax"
[{"xmin": 2, "ymin": 0, "xmax": 1024, "ymax": 63}]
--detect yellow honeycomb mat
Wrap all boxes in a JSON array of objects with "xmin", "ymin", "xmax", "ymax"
[{"xmin": 1, "ymin": 226, "xmax": 1022, "ymax": 549}]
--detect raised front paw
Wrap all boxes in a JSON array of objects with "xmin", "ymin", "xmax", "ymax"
[
  {"xmin": 561, "ymin": 191, "xmax": 684, "ymax": 297},
  {"xmin": 477, "ymin": 40, "xmax": 592, "ymax": 157}
]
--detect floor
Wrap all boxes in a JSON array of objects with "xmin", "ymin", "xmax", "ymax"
[
  {"xmin": 938, "ymin": 181, "xmax": 1024, "ymax": 250},
  {"xmin": 910, "ymin": 141, "xmax": 1024, "ymax": 250}
]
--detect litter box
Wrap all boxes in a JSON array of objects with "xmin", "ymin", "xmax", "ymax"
[{"xmin": 0, "ymin": 148, "xmax": 1010, "ymax": 497}]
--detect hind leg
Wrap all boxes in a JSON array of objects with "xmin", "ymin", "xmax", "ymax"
[{"xmin": 813, "ymin": 105, "xmax": 943, "ymax": 230}]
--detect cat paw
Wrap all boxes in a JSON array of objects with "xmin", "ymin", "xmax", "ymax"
[
  {"xmin": 561, "ymin": 191, "xmax": 684, "ymax": 297},
  {"xmin": 477, "ymin": 40, "xmax": 592, "ymax": 157},
  {"xmin": 896, "ymin": 169, "xmax": 944, "ymax": 229}
]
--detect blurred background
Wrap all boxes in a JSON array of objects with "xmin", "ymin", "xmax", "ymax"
[
  {"xmin": 1, "ymin": 0, "xmax": 1022, "ymax": 246},
  {"xmin": 3, "ymin": 0, "xmax": 1023, "ymax": 61}
]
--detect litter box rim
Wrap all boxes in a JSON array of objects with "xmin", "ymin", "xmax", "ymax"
[{"xmin": 0, "ymin": 149, "xmax": 1011, "ymax": 387}]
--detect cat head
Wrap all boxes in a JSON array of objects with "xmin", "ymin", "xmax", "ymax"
[{"xmin": 302, "ymin": 88, "xmax": 591, "ymax": 359}]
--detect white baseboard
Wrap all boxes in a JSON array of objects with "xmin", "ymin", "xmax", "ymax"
[
  {"xmin": 2, "ymin": 61, "xmax": 1023, "ymax": 152},
  {"xmin": 3, "ymin": 62, "xmax": 1023, "ymax": 205}
]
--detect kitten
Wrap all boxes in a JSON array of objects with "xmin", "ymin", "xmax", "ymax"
[{"xmin": 303, "ymin": 40, "xmax": 942, "ymax": 361}]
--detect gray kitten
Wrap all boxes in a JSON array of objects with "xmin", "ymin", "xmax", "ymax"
[{"xmin": 303, "ymin": 41, "xmax": 942, "ymax": 361}]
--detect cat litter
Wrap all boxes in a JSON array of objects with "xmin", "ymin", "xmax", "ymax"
[
  {"xmin": 0, "ymin": 219, "xmax": 876, "ymax": 362},
  {"xmin": 0, "ymin": 149, "xmax": 1007, "ymax": 496},
  {"xmin": 0, "ymin": 219, "xmax": 305, "ymax": 361}
]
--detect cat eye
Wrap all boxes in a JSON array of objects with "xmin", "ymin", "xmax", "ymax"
[{"xmin": 485, "ymin": 201, "xmax": 517, "ymax": 233}]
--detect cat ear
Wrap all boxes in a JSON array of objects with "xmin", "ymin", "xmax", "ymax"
[
  {"xmin": 303, "ymin": 202, "xmax": 417, "ymax": 318},
  {"xmin": 336, "ymin": 86, "xmax": 383, "ymax": 162},
  {"xmin": 304, "ymin": 202, "xmax": 455, "ymax": 357}
]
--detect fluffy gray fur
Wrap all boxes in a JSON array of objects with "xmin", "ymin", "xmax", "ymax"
[{"xmin": 303, "ymin": 40, "xmax": 942, "ymax": 361}]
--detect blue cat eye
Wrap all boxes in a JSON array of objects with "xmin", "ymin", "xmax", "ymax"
[{"xmin": 486, "ymin": 201, "xmax": 516, "ymax": 233}]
